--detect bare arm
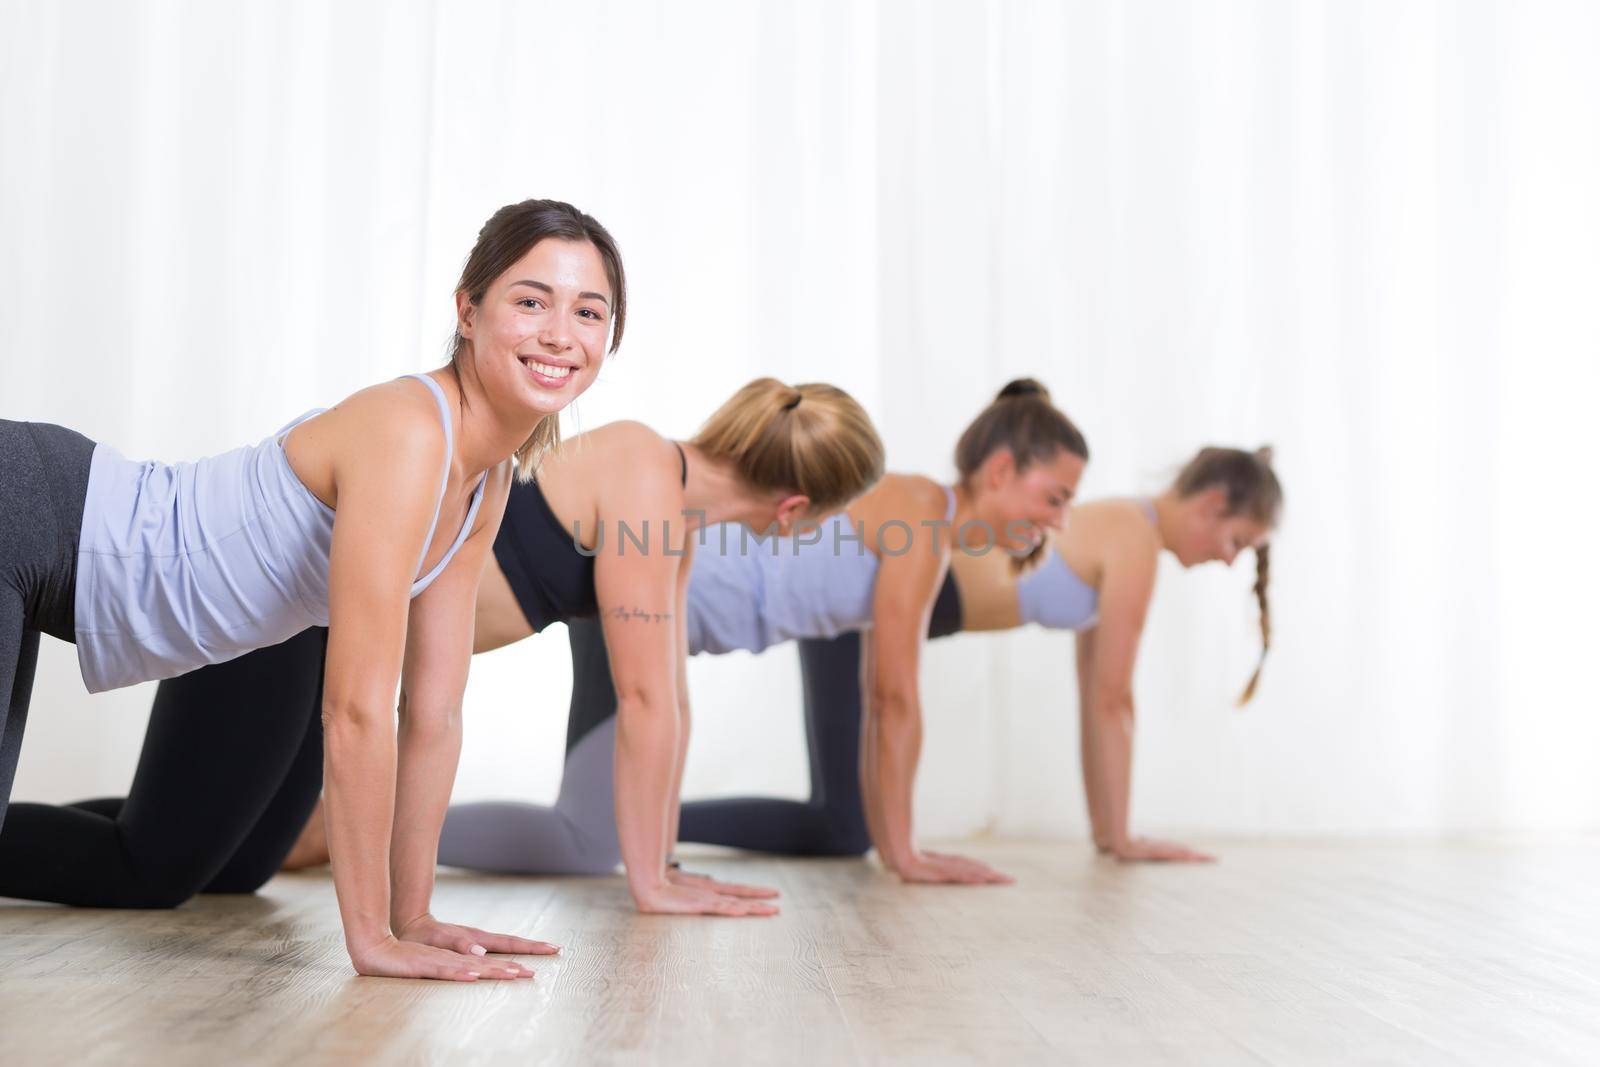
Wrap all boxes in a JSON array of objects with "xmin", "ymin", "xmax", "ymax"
[
  {"xmin": 663, "ymin": 539, "xmax": 693, "ymax": 855},
  {"xmin": 388, "ymin": 465, "xmax": 559, "ymax": 964},
  {"xmin": 1080, "ymin": 535, "xmax": 1213, "ymax": 863},
  {"xmin": 660, "ymin": 538, "xmax": 779, "ymax": 902},
  {"xmin": 860, "ymin": 502, "xmax": 1011, "ymax": 885},
  {"xmin": 595, "ymin": 440, "xmax": 774, "ymax": 916},
  {"xmin": 1074, "ymin": 627, "xmax": 1112, "ymax": 847},
  {"xmin": 319, "ymin": 404, "xmax": 523, "ymax": 980}
]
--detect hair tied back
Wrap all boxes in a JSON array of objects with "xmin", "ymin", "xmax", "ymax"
[{"xmin": 995, "ymin": 377, "xmax": 1050, "ymax": 403}]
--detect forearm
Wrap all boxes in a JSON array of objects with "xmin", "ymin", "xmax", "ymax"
[
  {"xmin": 859, "ymin": 706, "xmax": 893, "ymax": 864},
  {"xmin": 322, "ymin": 705, "xmax": 399, "ymax": 953},
  {"xmin": 866, "ymin": 694, "xmax": 923, "ymax": 870},
  {"xmin": 1079, "ymin": 722, "xmax": 1110, "ymax": 846},
  {"xmin": 1082, "ymin": 696, "xmax": 1134, "ymax": 851},
  {"xmin": 613, "ymin": 694, "xmax": 678, "ymax": 902},
  {"xmin": 664, "ymin": 700, "xmax": 690, "ymax": 855},
  {"xmin": 389, "ymin": 700, "xmax": 463, "ymax": 928}
]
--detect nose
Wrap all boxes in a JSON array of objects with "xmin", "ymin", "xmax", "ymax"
[{"xmin": 539, "ymin": 315, "xmax": 574, "ymax": 352}]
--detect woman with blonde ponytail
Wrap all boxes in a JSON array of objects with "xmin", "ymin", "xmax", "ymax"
[
  {"xmin": 420, "ymin": 380, "xmax": 1091, "ymax": 888},
  {"xmin": 279, "ymin": 378, "xmax": 887, "ymax": 914}
]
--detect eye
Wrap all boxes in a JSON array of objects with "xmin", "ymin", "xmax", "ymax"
[
  {"xmin": 577, "ymin": 308, "xmax": 603, "ymax": 320},
  {"xmin": 518, "ymin": 298, "xmax": 544, "ymax": 310}
]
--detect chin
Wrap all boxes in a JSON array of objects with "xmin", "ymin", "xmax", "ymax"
[{"xmin": 518, "ymin": 378, "xmax": 578, "ymax": 411}]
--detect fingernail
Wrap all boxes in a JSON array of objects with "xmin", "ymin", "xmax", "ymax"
[
  {"xmin": 466, "ymin": 972, "xmax": 481, "ymax": 978},
  {"xmin": 470, "ymin": 944, "xmax": 487, "ymax": 956}
]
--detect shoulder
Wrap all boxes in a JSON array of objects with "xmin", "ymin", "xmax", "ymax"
[
  {"xmin": 323, "ymin": 377, "xmax": 449, "ymax": 481},
  {"xmin": 590, "ymin": 419, "xmax": 663, "ymax": 448},
  {"xmin": 567, "ymin": 420, "xmax": 673, "ymax": 465},
  {"xmin": 583, "ymin": 421, "xmax": 682, "ymax": 501},
  {"xmin": 1074, "ymin": 499, "xmax": 1159, "ymax": 558},
  {"xmin": 869, "ymin": 472, "xmax": 949, "ymax": 523}
]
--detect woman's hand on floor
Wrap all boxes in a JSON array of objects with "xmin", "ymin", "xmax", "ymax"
[
  {"xmin": 633, "ymin": 881, "xmax": 780, "ymax": 917},
  {"xmin": 1107, "ymin": 837, "xmax": 1216, "ymax": 863},
  {"xmin": 667, "ymin": 866, "xmax": 781, "ymax": 900},
  {"xmin": 894, "ymin": 850, "xmax": 1014, "ymax": 885},
  {"xmin": 348, "ymin": 934, "xmax": 532, "ymax": 981},
  {"xmin": 394, "ymin": 913, "xmax": 558, "ymax": 975}
]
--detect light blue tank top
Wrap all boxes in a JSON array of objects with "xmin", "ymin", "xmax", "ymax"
[
  {"xmin": 1015, "ymin": 552, "xmax": 1099, "ymax": 630},
  {"xmin": 687, "ymin": 486, "xmax": 957, "ymax": 655},
  {"xmin": 73, "ymin": 373, "xmax": 487, "ymax": 693},
  {"xmin": 1014, "ymin": 498, "xmax": 1157, "ymax": 631}
]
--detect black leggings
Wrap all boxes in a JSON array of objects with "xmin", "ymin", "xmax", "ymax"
[
  {"xmin": 677, "ymin": 571, "xmax": 963, "ymax": 856},
  {"xmin": 678, "ymin": 631, "xmax": 873, "ymax": 856},
  {"xmin": 0, "ymin": 420, "xmax": 93, "ymax": 833},
  {"xmin": 0, "ymin": 627, "xmax": 327, "ymax": 907}
]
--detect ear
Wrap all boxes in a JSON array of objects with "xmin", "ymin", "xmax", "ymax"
[
  {"xmin": 1198, "ymin": 485, "xmax": 1230, "ymax": 518},
  {"xmin": 455, "ymin": 290, "xmax": 476, "ymax": 340},
  {"xmin": 772, "ymin": 494, "xmax": 813, "ymax": 533},
  {"xmin": 981, "ymin": 448, "xmax": 1017, "ymax": 489}
]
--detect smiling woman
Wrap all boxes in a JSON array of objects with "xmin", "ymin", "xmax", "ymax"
[
  {"xmin": 0, "ymin": 198, "xmax": 624, "ymax": 983},
  {"xmin": 444, "ymin": 200, "xmax": 626, "ymax": 481}
]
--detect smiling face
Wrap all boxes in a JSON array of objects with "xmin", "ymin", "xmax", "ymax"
[
  {"xmin": 972, "ymin": 447, "xmax": 1086, "ymax": 554},
  {"xmin": 455, "ymin": 237, "xmax": 613, "ymax": 419},
  {"xmin": 1170, "ymin": 486, "xmax": 1274, "ymax": 568}
]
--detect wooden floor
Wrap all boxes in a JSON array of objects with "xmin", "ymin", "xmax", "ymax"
[{"xmin": 4, "ymin": 838, "xmax": 1600, "ymax": 1066}]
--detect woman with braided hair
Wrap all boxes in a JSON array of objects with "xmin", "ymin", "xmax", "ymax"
[
  {"xmin": 927, "ymin": 445, "xmax": 1281, "ymax": 862},
  {"xmin": 669, "ymin": 445, "xmax": 1280, "ymax": 866}
]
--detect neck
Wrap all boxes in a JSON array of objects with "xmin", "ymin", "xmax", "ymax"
[
  {"xmin": 433, "ymin": 362, "xmax": 548, "ymax": 479},
  {"xmin": 1150, "ymin": 489, "xmax": 1183, "ymax": 555},
  {"xmin": 949, "ymin": 480, "xmax": 978, "ymax": 528},
  {"xmin": 678, "ymin": 442, "xmax": 771, "ymax": 530}
]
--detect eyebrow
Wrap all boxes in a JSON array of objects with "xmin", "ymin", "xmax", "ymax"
[{"xmin": 511, "ymin": 279, "xmax": 611, "ymax": 309}]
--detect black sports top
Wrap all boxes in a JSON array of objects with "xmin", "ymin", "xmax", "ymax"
[
  {"xmin": 494, "ymin": 442, "xmax": 687, "ymax": 632},
  {"xmin": 926, "ymin": 568, "xmax": 963, "ymax": 640}
]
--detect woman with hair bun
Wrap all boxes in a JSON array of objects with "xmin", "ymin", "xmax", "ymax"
[
  {"xmin": 424, "ymin": 379, "xmax": 1090, "ymax": 887},
  {"xmin": 678, "ymin": 444, "xmax": 1282, "ymax": 866},
  {"xmin": 0, "ymin": 198, "xmax": 620, "ymax": 980}
]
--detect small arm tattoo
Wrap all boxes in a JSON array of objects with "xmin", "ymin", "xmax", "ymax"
[{"xmin": 603, "ymin": 606, "xmax": 675, "ymax": 624}]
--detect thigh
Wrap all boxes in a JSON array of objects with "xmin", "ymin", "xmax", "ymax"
[
  {"xmin": 0, "ymin": 589, "xmax": 39, "ymax": 831},
  {"xmin": 796, "ymin": 630, "xmax": 867, "ymax": 805},
  {"xmin": 202, "ymin": 629, "xmax": 328, "ymax": 893},
  {"xmin": 115, "ymin": 628, "xmax": 328, "ymax": 884}
]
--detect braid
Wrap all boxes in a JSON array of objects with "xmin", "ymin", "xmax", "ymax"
[{"xmin": 1238, "ymin": 542, "xmax": 1271, "ymax": 705}]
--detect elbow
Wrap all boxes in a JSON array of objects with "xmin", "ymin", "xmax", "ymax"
[
  {"xmin": 869, "ymin": 683, "xmax": 918, "ymax": 726},
  {"xmin": 395, "ymin": 690, "xmax": 462, "ymax": 741},
  {"xmin": 320, "ymin": 698, "xmax": 391, "ymax": 739},
  {"xmin": 1090, "ymin": 687, "xmax": 1134, "ymax": 722},
  {"xmin": 614, "ymin": 687, "xmax": 678, "ymax": 730}
]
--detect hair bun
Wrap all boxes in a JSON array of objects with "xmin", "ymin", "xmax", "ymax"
[{"xmin": 996, "ymin": 378, "xmax": 1050, "ymax": 403}]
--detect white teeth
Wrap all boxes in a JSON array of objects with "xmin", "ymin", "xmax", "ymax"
[{"xmin": 524, "ymin": 359, "xmax": 573, "ymax": 380}]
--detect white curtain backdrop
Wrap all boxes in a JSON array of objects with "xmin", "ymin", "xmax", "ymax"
[{"xmin": 2, "ymin": 0, "xmax": 1595, "ymax": 838}]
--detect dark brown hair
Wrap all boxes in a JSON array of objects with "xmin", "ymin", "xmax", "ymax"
[
  {"xmin": 954, "ymin": 378, "xmax": 1090, "ymax": 569},
  {"xmin": 1173, "ymin": 446, "xmax": 1283, "ymax": 704},
  {"xmin": 451, "ymin": 199, "xmax": 627, "ymax": 481},
  {"xmin": 690, "ymin": 379, "xmax": 885, "ymax": 514}
]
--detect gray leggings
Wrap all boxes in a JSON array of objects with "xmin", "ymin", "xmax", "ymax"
[
  {"xmin": 0, "ymin": 420, "xmax": 94, "ymax": 832},
  {"xmin": 439, "ymin": 617, "xmax": 621, "ymax": 875}
]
